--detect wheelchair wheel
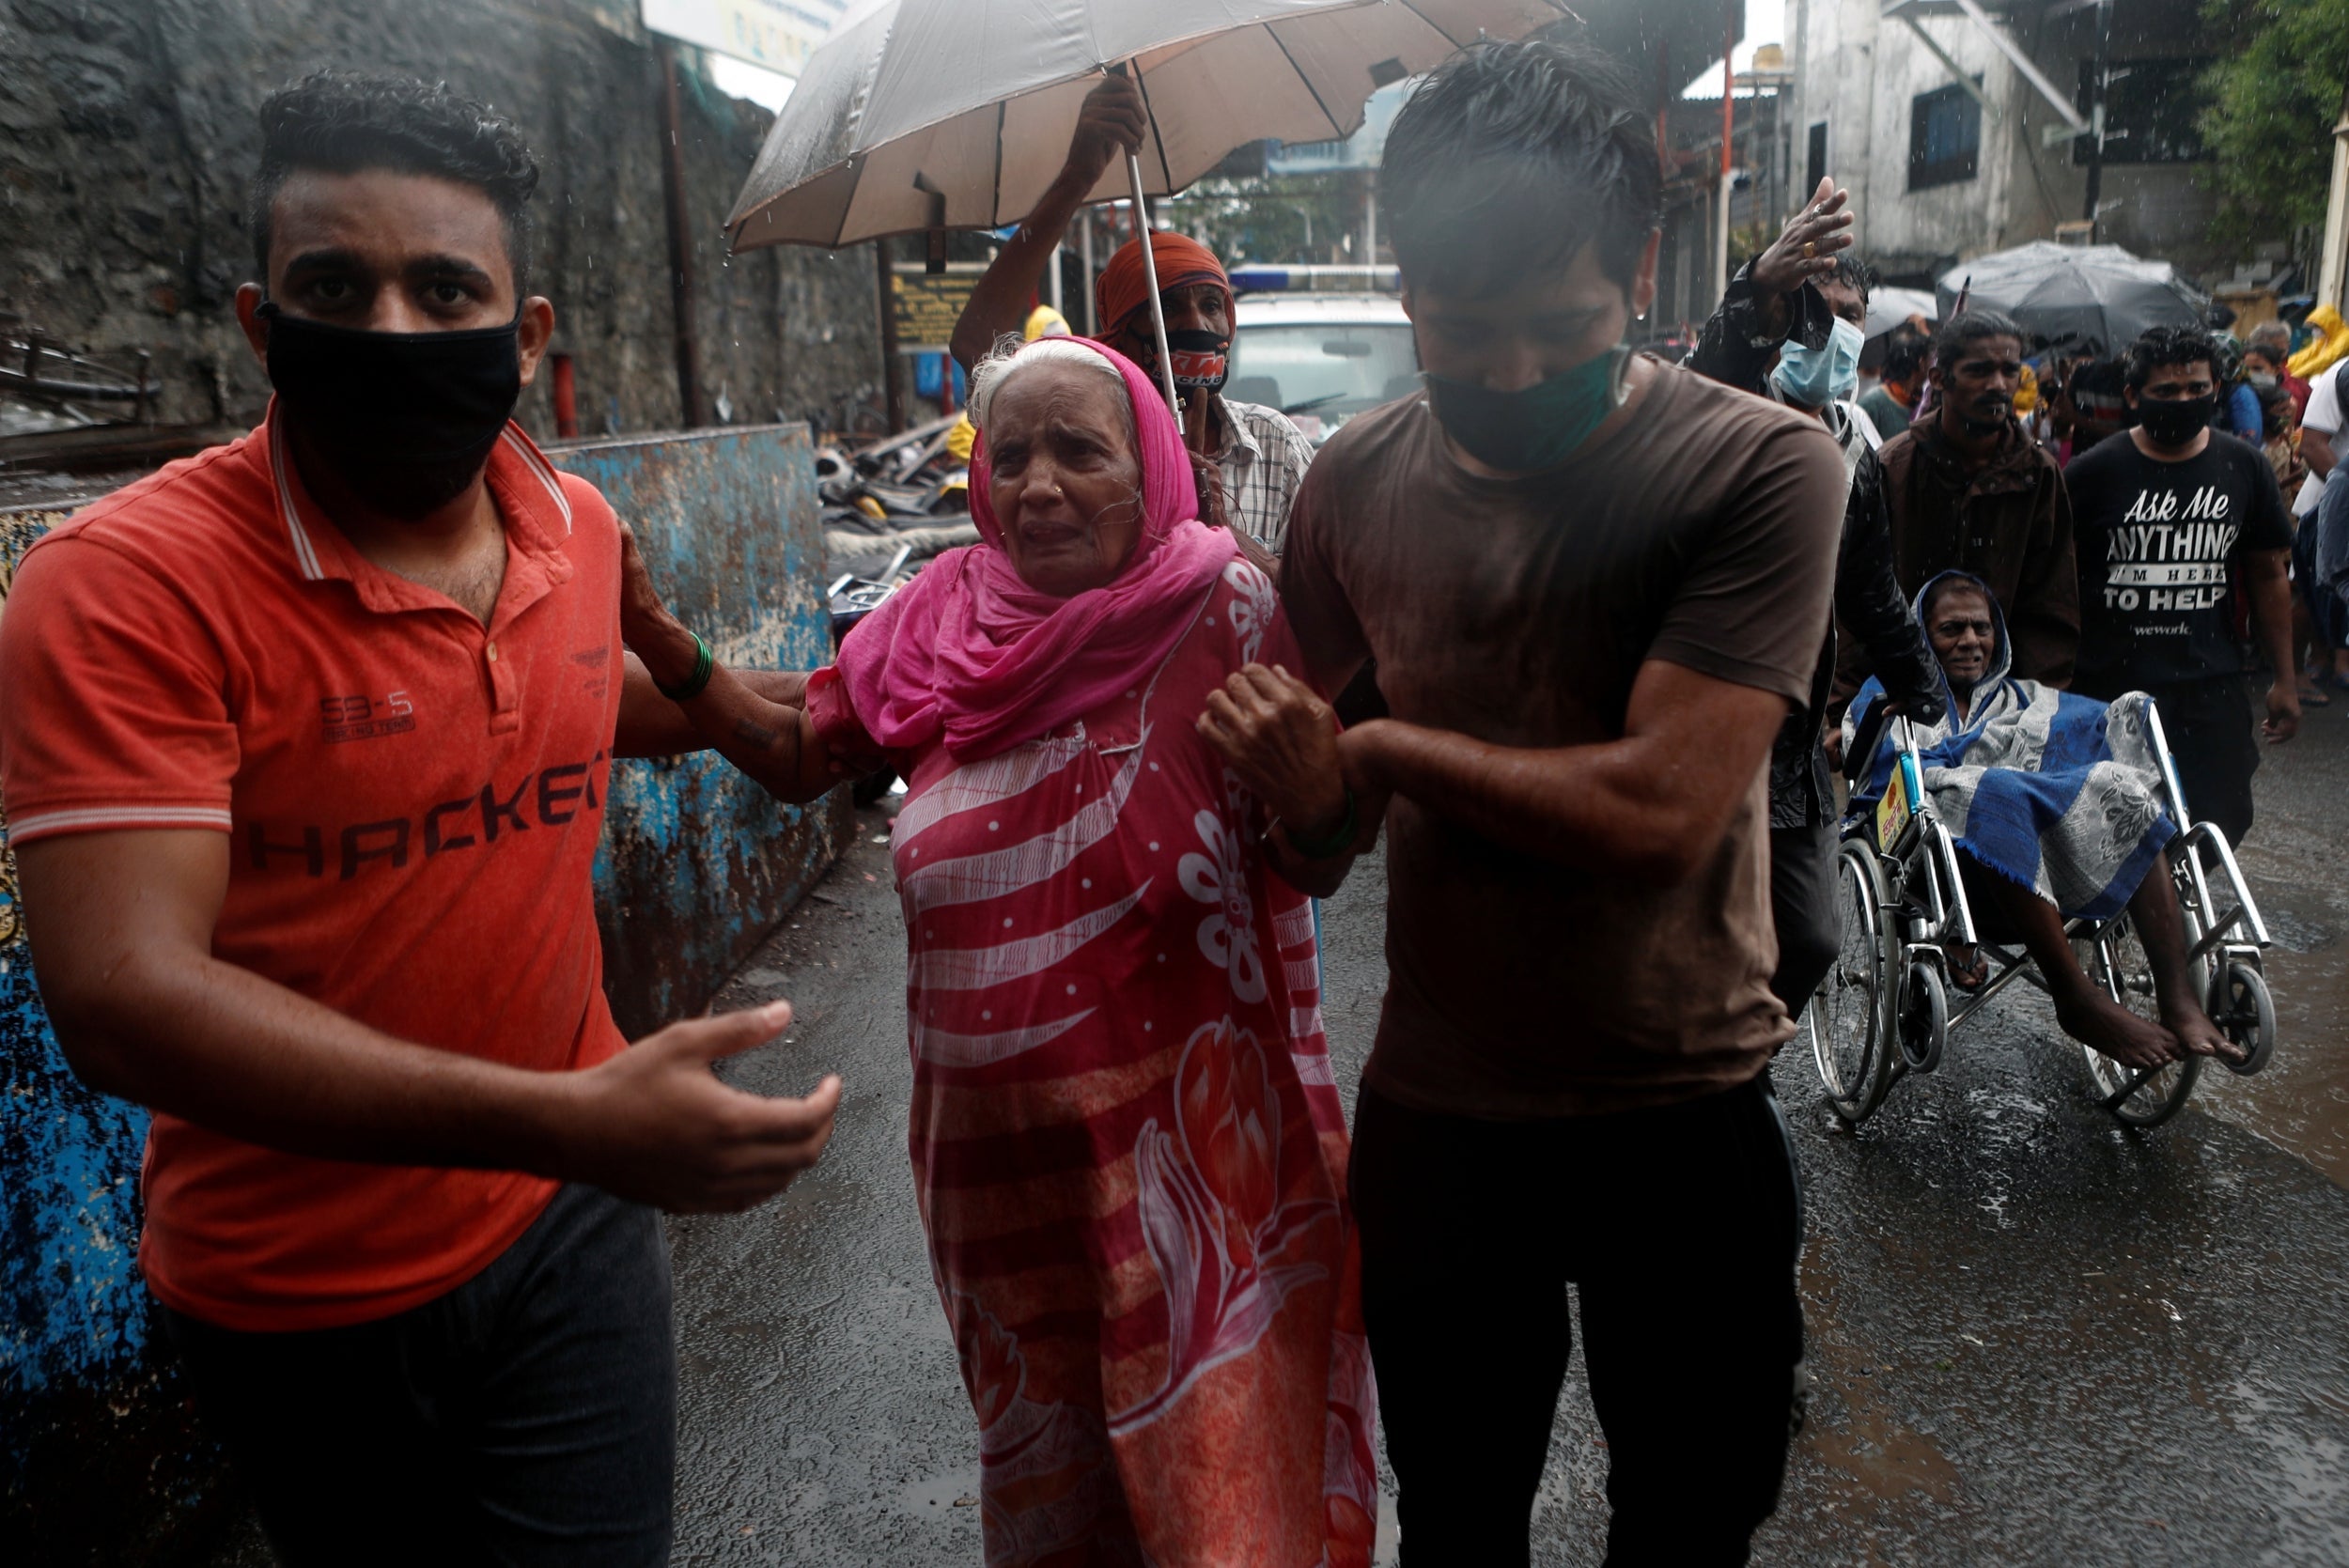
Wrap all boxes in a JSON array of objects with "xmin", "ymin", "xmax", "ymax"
[
  {"xmin": 2210, "ymin": 960, "xmax": 2277, "ymax": 1078},
  {"xmin": 2077, "ymin": 911, "xmax": 2203, "ymax": 1127},
  {"xmin": 1814, "ymin": 840, "xmax": 1897, "ymax": 1124},
  {"xmin": 1898, "ymin": 959, "xmax": 1947, "ymax": 1074}
]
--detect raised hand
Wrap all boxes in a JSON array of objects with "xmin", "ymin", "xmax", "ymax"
[
  {"xmin": 1750, "ymin": 176, "xmax": 1856, "ymax": 303},
  {"xmin": 1064, "ymin": 74, "xmax": 1147, "ymax": 189}
]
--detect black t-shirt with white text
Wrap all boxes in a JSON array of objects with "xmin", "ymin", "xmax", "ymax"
[{"xmin": 2065, "ymin": 429, "xmax": 2293, "ymax": 689}]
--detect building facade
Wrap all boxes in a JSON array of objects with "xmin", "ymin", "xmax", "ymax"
[{"xmin": 1786, "ymin": 0, "xmax": 2223, "ymax": 285}]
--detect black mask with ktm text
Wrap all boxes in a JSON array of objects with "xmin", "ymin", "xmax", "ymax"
[
  {"xmin": 1132, "ymin": 327, "xmax": 1232, "ymax": 396},
  {"xmin": 259, "ymin": 302, "xmax": 522, "ymax": 519}
]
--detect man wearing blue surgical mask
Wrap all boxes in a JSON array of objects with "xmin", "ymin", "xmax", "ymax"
[
  {"xmin": 1214, "ymin": 40, "xmax": 1846, "ymax": 1562},
  {"xmin": 1684, "ymin": 222, "xmax": 1942, "ymax": 1032}
]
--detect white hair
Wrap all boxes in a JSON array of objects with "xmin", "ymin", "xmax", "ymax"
[{"xmin": 967, "ymin": 335, "xmax": 1128, "ymax": 431}]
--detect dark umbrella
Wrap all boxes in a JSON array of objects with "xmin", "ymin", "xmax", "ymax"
[{"xmin": 1936, "ymin": 241, "xmax": 2210, "ymax": 356}]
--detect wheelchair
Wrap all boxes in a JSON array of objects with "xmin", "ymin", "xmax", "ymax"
[{"xmin": 1804, "ymin": 694, "xmax": 2278, "ymax": 1128}]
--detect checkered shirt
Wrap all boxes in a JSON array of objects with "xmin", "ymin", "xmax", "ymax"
[{"xmin": 1214, "ymin": 396, "xmax": 1315, "ymax": 554}]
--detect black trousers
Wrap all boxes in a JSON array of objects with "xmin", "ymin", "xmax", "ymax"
[
  {"xmin": 1351, "ymin": 1077, "xmax": 1806, "ymax": 1566},
  {"xmin": 2149, "ymin": 676, "xmax": 2261, "ymax": 849},
  {"xmin": 155, "ymin": 1183, "xmax": 675, "ymax": 1568},
  {"xmin": 2075, "ymin": 674, "xmax": 2262, "ymax": 848},
  {"xmin": 1768, "ymin": 820, "xmax": 1842, "ymax": 1021}
]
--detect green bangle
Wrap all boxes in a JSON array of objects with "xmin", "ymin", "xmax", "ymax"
[
  {"xmin": 1285, "ymin": 787, "xmax": 1358, "ymax": 861},
  {"xmin": 657, "ymin": 631, "xmax": 715, "ymax": 701}
]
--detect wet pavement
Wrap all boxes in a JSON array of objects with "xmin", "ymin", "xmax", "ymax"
[{"xmin": 208, "ymin": 706, "xmax": 2349, "ymax": 1565}]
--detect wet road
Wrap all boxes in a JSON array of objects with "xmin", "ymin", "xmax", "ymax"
[{"xmin": 210, "ymin": 704, "xmax": 2349, "ymax": 1565}]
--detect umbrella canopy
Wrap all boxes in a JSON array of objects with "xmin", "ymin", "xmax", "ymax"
[
  {"xmin": 1864, "ymin": 286, "xmax": 1937, "ymax": 341},
  {"xmin": 1935, "ymin": 241, "xmax": 2211, "ymax": 358},
  {"xmin": 724, "ymin": 0, "xmax": 1574, "ymax": 250}
]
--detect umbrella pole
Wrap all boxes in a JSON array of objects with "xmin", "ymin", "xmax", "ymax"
[{"xmin": 1125, "ymin": 149, "xmax": 1183, "ymax": 417}]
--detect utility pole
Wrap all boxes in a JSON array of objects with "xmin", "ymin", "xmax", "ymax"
[
  {"xmin": 2081, "ymin": 0, "xmax": 2111, "ymax": 237},
  {"xmin": 654, "ymin": 36, "xmax": 708, "ymax": 429},
  {"xmin": 1714, "ymin": 0, "xmax": 1736, "ymax": 305}
]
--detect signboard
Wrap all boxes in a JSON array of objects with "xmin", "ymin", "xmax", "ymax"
[
  {"xmin": 641, "ymin": 0, "xmax": 843, "ymax": 78},
  {"xmin": 892, "ymin": 265, "xmax": 984, "ymax": 353}
]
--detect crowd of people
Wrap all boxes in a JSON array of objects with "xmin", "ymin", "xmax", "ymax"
[{"xmin": 0, "ymin": 35, "xmax": 2314, "ymax": 1568}]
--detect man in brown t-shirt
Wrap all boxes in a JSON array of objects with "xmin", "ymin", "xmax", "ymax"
[{"xmin": 1204, "ymin": 41, "xmax": 1843, "ymax": 1562}]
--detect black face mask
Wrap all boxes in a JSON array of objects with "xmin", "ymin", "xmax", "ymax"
[
  {"xmin": 259, "ymin": 302, "xmax": 523, "ymax": 519},
  {"xmin": 1133, "ymin": 327, "xmax": 1232, "ymax": 396},
  {"xmin": 2136, "ymin": 392, "xmax": 2217, "ymax": 447}
]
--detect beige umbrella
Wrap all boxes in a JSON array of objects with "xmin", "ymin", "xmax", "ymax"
[{"xmin": 725, "ymin": 0, "xmax": 1574, "ymax": 406}]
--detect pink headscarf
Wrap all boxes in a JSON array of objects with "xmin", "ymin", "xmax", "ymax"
[{"xmin": 834, "ymin": 338, "xmax": 1237, "ymax": 763}]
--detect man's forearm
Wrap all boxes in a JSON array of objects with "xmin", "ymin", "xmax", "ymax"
[
  {"xmin": 951, "ymin": 171, "xmax": 1090, "ymax": 372},
  {"xmin": 2250, "ymin": 557, "xmax": 2295, "ymax": 686},
  {"xmin": 631, "ymin": 614, "xmax": 847, "ymax": 802},
  {"xmin": 1841, "ymin": 489, "xmax": 1943, "ymax": 715},
  {"xmin": 615, "ymin": 655, "xmax": 809, "ymax": 757},
  {"xmin": 2306, "ymin": 427, "xmax": 2336, "ymax": 479},
  {"xmin": 1354, "ymin": 720, "xmax": 1727, "ymax": 883},
  {"xmin": 54, "ymin": 944, "xmax": 580, "ymax": 1174}
]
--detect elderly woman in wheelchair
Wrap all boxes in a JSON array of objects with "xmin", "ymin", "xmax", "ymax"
[{"xmin": 1827, "ymin": 571, "xmax": 2274, "ymax": 1126}]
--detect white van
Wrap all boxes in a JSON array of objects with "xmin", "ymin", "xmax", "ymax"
[{"xmin": 1228, "ymin": 269, "xmax": 1417, "ymax": 445}]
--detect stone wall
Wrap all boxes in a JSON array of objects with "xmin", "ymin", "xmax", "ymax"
[{"xmin": 0, "ymin": 0, "xmax": 885, "ymax": 441}]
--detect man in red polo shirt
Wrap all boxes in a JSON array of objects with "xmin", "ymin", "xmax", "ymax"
[{"xmin": 0, "ymin": 73, "xmax": 837, "ymax": 1565}]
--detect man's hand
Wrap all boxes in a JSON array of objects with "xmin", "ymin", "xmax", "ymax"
[
  {"xmin": 558, "ymin": 1001, "xmax": 842, "ymax": 1214},
  {"xmin": 1197, "ymin": 664, "xmax": 1347, "ymax": 845},
  {"xmin": 617, "ymin": 520, "xmax": 697, "ymax": 688},
  {"xmin": 2265, "ymin": 680, "xmax": 2302, "ymax": 744},
  {"xmin": 1749, "ymin": 176, "xmax": 1855, "ymax": 320},
  {"xmin": 1062, "ymin": 75, "xmax": 1147, "ymax": 194},
  {"xmin": 2248, "ymin": 548, "xmax": 2298, "ymax": 747},
  {"xmin": 2278, "ymin": 448, "xmax": 2310, "ymax": 494}
]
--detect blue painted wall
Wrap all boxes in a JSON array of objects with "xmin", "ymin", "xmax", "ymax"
[
  {"xmin": 0, "ymin": 423, "xmax": 844, "ymax": 1560},
  {"xmin": 552, "ymin": 425, "xmax": 853, "ymax": 1038}
]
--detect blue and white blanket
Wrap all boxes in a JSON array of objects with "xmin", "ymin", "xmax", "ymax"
[{"xmin": 1844, "ymin": 572, "xmax": 2174, "ymax": 923}]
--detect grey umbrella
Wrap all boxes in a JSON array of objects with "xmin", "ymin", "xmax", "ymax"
[{"xmin": 1937, "ymin": 241, "xmax": 2210, "ymax": 356}]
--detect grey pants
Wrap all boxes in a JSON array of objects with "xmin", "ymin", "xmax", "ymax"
[{"xmin": 156, "ymin": 1182, "xmax": 675, "ymax": 1568}]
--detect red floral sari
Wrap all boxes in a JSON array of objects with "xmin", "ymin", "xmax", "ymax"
[{"xmin": 816, "ymin": 558, "xmax": 1376, "ymax": 1565}]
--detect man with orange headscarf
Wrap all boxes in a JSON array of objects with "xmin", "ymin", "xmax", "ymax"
[{"xmin": 950, "ymin": 77, "xmax": 1315, "ymax": 552}]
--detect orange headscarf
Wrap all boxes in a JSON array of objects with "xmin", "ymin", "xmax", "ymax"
[{"xmin": 1093, "ymin": 233, "xmax": 1230, "ymax": 341}]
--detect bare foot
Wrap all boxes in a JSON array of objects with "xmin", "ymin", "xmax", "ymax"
[
  {"xmin": 2052, "ymin": 986, "xmax": 2182, "ymax": 1069},
  {"xmin": 1944, "ymin": 942, "xmax": 1990, "ymax": 991},
  {"xmin": 2158, "ymin": 998, "xmax": 2248, "ymax": 1066}
]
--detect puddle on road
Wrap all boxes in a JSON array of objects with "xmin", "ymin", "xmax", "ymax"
[
  {"xmin": 1803, "ymin": 1404, "xmax": 1962, "ymax": 1506},
  {"xmin": 1794, "ymin": 1235, "xmax": 1965, "ymax": 1520},
  {"xmin": 2194, "ymin": 867, "xmax": 2349, "ymax": 1188}
]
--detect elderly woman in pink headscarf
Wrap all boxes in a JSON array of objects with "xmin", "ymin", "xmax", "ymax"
[{"xmin": 617, "ymin": 335, "xmax": 1377, "ymax": 1565}]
